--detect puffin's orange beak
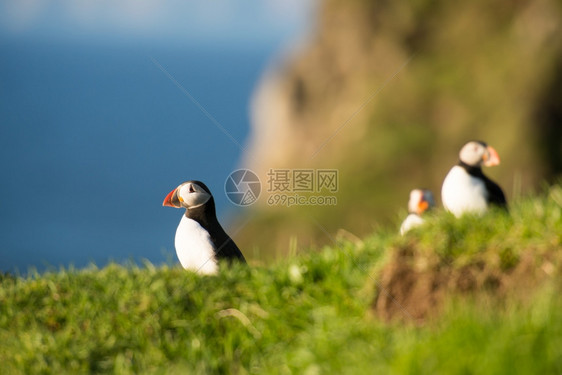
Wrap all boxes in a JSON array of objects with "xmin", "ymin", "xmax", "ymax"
[
  {"xmin": 163, "ymin": 188, "xmax": 180, "ymax": 208},
  {"xmin": 417, "ymin": 199, "xmax": 429, "ymax": 215},
  {"xmin": 483, "ymin": 146, "xmax": 500, "ymax": 167}
]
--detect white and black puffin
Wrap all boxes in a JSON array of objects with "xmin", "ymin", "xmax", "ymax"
[
  {"xmin": 163, "ymin": 180, "xmax": 246, "ymax": 274},
  {"xmin": 400, "ymin": 189, "xmax": 435, "ymax": 235},
  {"xmin": 441, "ymin": 141, "xmax": 507, "ymax": 217}
]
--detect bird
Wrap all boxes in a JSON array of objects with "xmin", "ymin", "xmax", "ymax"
[
  {"xmin": 163, "ymin": 180, "xmax": 246, "ymax": 275},
  {"xmin": 441, "ymin": 140, "xmax": 507, "ymax": 217},
  {"xmin": 400, "ymin": 189, "xmax": 435, "ymax": 235}
]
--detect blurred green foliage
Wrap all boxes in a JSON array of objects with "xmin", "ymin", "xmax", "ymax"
[
  {"xmin": 240, "ymin": 0, "xmax": 562, "ymax": 259},
  {"xmin": 1, "ymin": 185, "xmax": 561, "ymax": 374}
]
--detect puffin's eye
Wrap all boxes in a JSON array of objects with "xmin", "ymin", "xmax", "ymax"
[{"xmin": 189, "ymin": 185, "xmax": 195, "ymax": 193}]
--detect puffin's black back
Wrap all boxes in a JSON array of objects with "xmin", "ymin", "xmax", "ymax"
[
  {"xmin": 184, "ymin": 181, "xmax": 246, "ymax": 263},
  {"xmin": 458, "ymin": 162, "xmax": 508, "ymax": 209}
]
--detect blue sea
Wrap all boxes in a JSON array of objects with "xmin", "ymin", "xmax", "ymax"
[{"xmin": 0, "ymin": 38, "xmax": 275, "ymax": 273}]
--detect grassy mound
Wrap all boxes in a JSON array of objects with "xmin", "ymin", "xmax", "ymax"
[
  {"xmin": 374, "ymin": 186, "xmax": 562, "ymax": 322},
  {"xmin": 0, "ymin": 186, "xmax": 561, "ymax": 374}
]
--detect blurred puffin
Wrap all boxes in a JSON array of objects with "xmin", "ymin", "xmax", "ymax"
[
  {"xmin": 163, "ymin": 180, "xmax": 246, "ymax": 274},
  {"xmin": 400, "ymin": 189, "xmax": 435, "ymax": 235},
  {"xmin": 441, "ymin": 141, "xmax": 507, "ymax": 217}
]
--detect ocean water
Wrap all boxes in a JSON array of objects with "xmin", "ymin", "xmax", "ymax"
[{"xmin": 0, "ymin": 38, "xmax": 273, "ymax": 273}]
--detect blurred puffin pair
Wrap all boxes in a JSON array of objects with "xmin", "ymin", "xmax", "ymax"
[
  {"xmin": 400, "ymin": 140, "xmax": 507, "ymax": 234},
  {"xmin": 163, "ymin": 140, "xmax": 507, "ymax": 274}
]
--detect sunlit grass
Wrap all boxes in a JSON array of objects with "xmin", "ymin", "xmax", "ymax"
[{"xmin": 0, "ymin": 185, "xmax": 561, "ymax": 374}]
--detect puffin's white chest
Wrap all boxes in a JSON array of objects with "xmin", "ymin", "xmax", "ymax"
[
  {"xmin": 400, "ymin": 213, "xmax": 425, "ymax": 235},
  {"xmin": 441, "ymin": 166, "xmax": 488, "ymax": 217},
  {"xmin": 175, "ymin": 216, "xmax": 218, "ymax": 275}
]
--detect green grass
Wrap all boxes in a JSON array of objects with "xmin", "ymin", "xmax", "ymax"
[{"xmin": 1, "ymin": 186, "xmax": 561, "ymax": 374}]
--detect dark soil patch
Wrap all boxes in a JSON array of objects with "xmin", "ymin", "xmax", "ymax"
[{"xmin": 372, "ymin": 242, "xmax": 559, "ymax": 323}]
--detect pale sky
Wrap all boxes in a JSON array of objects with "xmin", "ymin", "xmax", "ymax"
[{"xmin": 0, "ymin": 0, "xmax": 317, "ymax": 44}]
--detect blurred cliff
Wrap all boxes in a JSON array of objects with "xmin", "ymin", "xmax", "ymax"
[{"xmin": 238, "ymin": 0, "xmax": 562, "ymax": 259}]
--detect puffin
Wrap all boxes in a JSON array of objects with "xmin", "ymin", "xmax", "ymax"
[
  {"xmin": 163, "ymin": 180, "xmax": 246, "ymax": 274},
  {"xmin": 400, "ymin": 189, "xmax": 435, "ymax": 235},
  {"xmin": 441, "ymin": 140, "xmax": 507, "ymax": 217}
]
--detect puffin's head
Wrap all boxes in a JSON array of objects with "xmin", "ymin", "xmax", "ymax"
[
  {"xmin": 408, "ymin": 189, "xmax": 435, "ymax": 215},
  {"xmin": 459, "ymin": 141, "xmax": 500, "ymax": 167},
  {"xmin": 163, "ymin": 180, "xmax": 212, "ymax": 210}
]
